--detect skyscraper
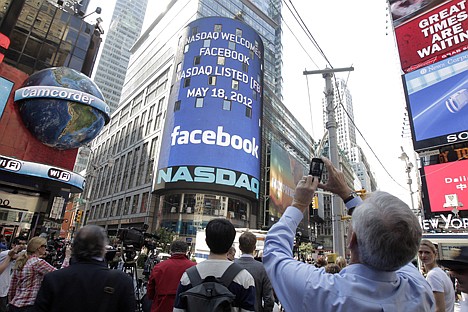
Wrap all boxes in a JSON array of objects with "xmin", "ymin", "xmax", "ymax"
[
  {"xmin": 92, "ymin": 0, "xmax": 148, "ymax": 112},
  {"xmin": 85, "ymin": 0, "xmax": 315, "ymax": 240}
]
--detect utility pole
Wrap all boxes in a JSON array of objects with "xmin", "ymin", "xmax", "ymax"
[{"xmin": 303, "ymin": 66, "xmax": 354, "ymax": 257}]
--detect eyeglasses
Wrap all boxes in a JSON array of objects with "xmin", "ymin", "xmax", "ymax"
[{"xmin": 40, "ymin": 245, "xmax": 47, "ymax": 248}]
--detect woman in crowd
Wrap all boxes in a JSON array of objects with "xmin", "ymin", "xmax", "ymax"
[
  {"xmin": 8, "ymin": 237, "xmax": 56, "ymax": 312},
  {"xmin": 418, "ymin": 239, "xmax": 455, "ymax": 312}
]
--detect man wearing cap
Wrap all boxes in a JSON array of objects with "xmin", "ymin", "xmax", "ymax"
[{"xmin": 439, "ymin": 246, "xmax": 468, "ymax": 312}]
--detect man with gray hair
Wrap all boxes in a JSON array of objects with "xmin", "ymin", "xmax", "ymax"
[
  {"xmin": 263, "ymin": 157, "xmax": 435, "ymax": 311},
  {"xmin": 35, "ymin": 225, "xmax": 135, "ymax": 312}
]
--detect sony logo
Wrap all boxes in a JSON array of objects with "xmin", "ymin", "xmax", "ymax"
[{"xmin": 447, "ymin": 131, "xmax": 468, "ymax": 143}]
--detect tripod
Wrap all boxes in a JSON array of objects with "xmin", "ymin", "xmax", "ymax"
[{"xmin": 122, "ymin": 260, "xmax": 144, "ymax": 311}]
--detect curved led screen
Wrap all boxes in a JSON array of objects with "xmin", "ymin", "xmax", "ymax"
[{"xmin": 155, "ymin": 17, "xmax": 264, "ymax": 200}]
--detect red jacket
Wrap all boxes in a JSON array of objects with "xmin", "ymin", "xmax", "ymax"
[{"xmin": 146, "ymin": 253, "xmax": 196, "ymax": 312}]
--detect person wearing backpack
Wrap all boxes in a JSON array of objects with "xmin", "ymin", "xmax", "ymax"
[{"xmin": 173, "ymin": 218, "xmax": 256, "ymax": 312}]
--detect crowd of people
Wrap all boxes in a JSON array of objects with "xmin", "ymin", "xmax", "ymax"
[{"xmin": 0, "ymin": 157, "xmax": 466, "ymax": 312}]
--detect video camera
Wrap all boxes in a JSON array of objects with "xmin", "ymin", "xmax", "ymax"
[{"xmin": 117, "ymin": 225, "xmax": 159, "ymax": 263}]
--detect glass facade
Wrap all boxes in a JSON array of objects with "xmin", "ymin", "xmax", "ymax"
[
  {"xmin": 0, "ymin": 0, "xmax": 100, "ymax": 75},
  {"xmin": 92, "ymin": 0, "xmax": 148, "ymax": 112},
  {"xmin": 86, "ymin": 0, "xmax": 314, "ymax": 241}
]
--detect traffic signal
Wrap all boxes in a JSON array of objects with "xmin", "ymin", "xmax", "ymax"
[
  {"xmin": 311, "ymin": 195, "xmax": 319, "ymax": 209},
  {"xmin": 356, "ymin": 189, "xmax": 367, "ymax": 198},
  {"xmin": 75, "ymin": 210, "xmax": 83, "ymax": 223}
]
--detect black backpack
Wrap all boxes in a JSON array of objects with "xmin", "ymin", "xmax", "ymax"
[{"xmin": 180, "ymin": 263, "xmax": 243, "ymax": 312}]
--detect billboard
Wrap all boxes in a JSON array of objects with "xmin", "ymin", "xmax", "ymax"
[
  {"xmin": 155, "ymin": 17, "xmax": 264, "ymax": 200},
  {"xmin": 390, "ymin": 0, "xmax": 447, "ymax": 27},
  {"xmin": 394, "ymin": 0, "xmax": 468, "ymax": 73},
  {"xmin": 269, "ymin": 141, "xmax": 309, "ymax": 227},
  {"xmin": 422, "ymin": 159, "xmax": 468, "ymax": 212},
  {"xmin": 403, "ymin": 50, "xmax": 468, "ymax": 151}
]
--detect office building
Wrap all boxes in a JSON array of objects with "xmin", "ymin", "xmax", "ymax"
[
  {"xmin": 85, "ymin": 0, "xmax": 315, "ymax": 243},
  {"xmin": 92, "ymin": 0, "xmax": 148, "ymax": 112}
]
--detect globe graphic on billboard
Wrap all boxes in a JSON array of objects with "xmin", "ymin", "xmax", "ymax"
[{"xmin": 14, "ymin": 67, "xmax": 110, "ymax": 150}]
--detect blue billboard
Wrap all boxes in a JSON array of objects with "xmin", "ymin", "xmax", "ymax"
[
  {"xmin": 403, "ymin": 50, "xmax": 468, "ymax": 151},
  {"xmin": 155, "ymin": 17, "xmax": 264, "ymax": 200}
]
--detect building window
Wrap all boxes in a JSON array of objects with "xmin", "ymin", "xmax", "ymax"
[
  {"xmin": 208, "ymin": 76, "xmax": 216, "ymax": 85},
  {"xmin": 176, "ymin": 62, "xmax": 182, "ymax": 72},
  {"xmin": 184, "ymin": 78, "xmax": 191, "ymax": 87},
  {"xmin": 242, "ymin": 63, "xmax": 248, "ymax": 73},
  {"xmin": 214, "ymin": 24, "xmax": 222, "ymax": 32},
  {"xmin": 195, "ymin": 98, "xmax": 204, "ymax": 108},
  {"xmin": 174, "ymin": 100, "xmax": 181, "ymax": 111},
  {"xmin": 203, "ymin": 39, "xmax": 210, "ymax": 47},
  {"xmin": 228, "ymin": 41, "xmax": 235, "ymax": 50},
  {"xmin": 194, "ymin": 56, "xmax": 201, "ymax": 65},
  {"xmin": 245, "ymin": 106, "xmax": 252, "ymax": 118},
  {"xmin": 191, "ymin": 26, "xmax": 198, "ymax": 36},
  {"xmin": 236, "ymin": 28, "xmax": 242, "ymax": 37},
  {"xmin": 217, "ymin": 56, "xmax": 225, "ymax": 65},
  {"xmin": 184, "ymin": 44, "xmax": 189, "ymax": 53},
  {"xmin": 232, "ymin": 80, "xmax": 239, "ymax": 90},
  {"xmin": 223, "ymin": 100, "xmax": 231, "ymax": 111}
]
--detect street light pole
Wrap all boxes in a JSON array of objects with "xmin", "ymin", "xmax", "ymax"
[
  {"xmin": 399, "ymin": 147, "xmax": 415, "ymax": 212},
  {"xmin": 303, "ymin": 66, "xmax": 354, "ymax": 257}
]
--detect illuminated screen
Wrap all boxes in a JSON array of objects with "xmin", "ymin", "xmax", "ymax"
[
  {"xmin": 155, "ymin": 17, "xmax": 264, "ymax": 200},
  {"xmin": 423, "ymin": 160, "xmax": 468, "ymax": 212},
  {"xmin": 403, "ymin": 50, "xmax": 468, "ymax": 151},
  {"xmin": 395, "ymin": 0, "xmax": 468, "ymax": 73},
  {"xmin": 0, "ymin": 77, "xmax": 13, "ymax": 119},
  {"xmin": 268, "ymin": 141, "xmax": 308, "ymax": 226}
]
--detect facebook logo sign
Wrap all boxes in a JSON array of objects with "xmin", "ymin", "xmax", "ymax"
[{"xmin": 156, "ymin": 17, "xmax": 264, "ymax": 200}]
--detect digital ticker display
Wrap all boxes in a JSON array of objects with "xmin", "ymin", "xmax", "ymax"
[
  {"xmin": 155, "ymin": 17, "xmax": 264, "ymax": 200},
  {"xmin": 403, "ymin": 50, "xmax": 468, "ymax": 151}
]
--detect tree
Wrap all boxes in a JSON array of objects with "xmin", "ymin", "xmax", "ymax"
[{"xmin": 153, "ymin": 227, "xmax": 175, "ymax": 253}]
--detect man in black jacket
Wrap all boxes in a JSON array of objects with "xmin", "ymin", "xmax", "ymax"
[{"xmin": 35, "ymin": 225, "xmax": 135, "ymax": 312}]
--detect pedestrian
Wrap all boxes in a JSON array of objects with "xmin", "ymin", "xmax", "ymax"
[
  {"xmin": 8, "ymin": 237, "xmax": 58, "ymax": 312},
  {"xmin": 324, "ymin": 263, "xmax": 341, "ymax": 274},
  {"xmin": 146, "ymin": 240, "xmax": 195, "ymax": 312},
  {"xmin": 227, "ymin": 246, "xmax": 236, "ymax": 261},
  {"xmin": 235, "ymin": 231, "xmax": 275, "ymax": 312},
  {"xmin": 173, "ymin": 218, "xmax": 256, "ymax": 311},
  {"xmin": 419, "ymin": 239, "xmax": 455, "ymax": 312},
  {"xmin": 335, "ymin": 256, "xmax": 347, "ymax": 270},
  {"xmin": 34, "ymin": 225, "xmax": 135, "ymax": 312},
  {"xmin": 0, "ymin": 237, "xmax": 26, "ymax": 312},
  {"xmin": 263, "ymin": 157, "xmax": 435, "ymax": 311},
  {"xmin": 438, "ymin": 246, "xmax": 468, "ymax": 312}
]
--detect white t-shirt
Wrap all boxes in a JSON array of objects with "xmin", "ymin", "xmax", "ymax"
[
  {"xmin": 0, "ymin": 250, "xmax": 13, "ymax": 297},
  {"xmin": 426, "ymin": 267, "xmax": 455, "ymax": 312}
]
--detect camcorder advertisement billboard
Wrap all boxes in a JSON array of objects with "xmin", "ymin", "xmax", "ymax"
[
  {"xmin": 155, "ymin": 17, "xmax": 264, "ymax": 201},
  {"xmin": 268, "ymin": 141, "xmax": 309, "ymax": 231},
  {"xmin": 394, "ymin": 0, "xmax": 468, "ymax": 73},
  {"xmin": 421, "ymin": 159, "xmax": 468, "ymax": 212},
  {"xmin": 403, "ymin": 49, "xmax": 468, "ymax": 151}
]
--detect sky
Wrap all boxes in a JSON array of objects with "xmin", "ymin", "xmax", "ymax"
[{"xmin": 86, "ymin": 0, "xmax": 419, "ymax": 208}]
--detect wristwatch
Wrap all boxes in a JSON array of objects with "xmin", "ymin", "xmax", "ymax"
[{"xmin": 343, "ymin": 191, "xmax": 359, "ymax": 204}]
